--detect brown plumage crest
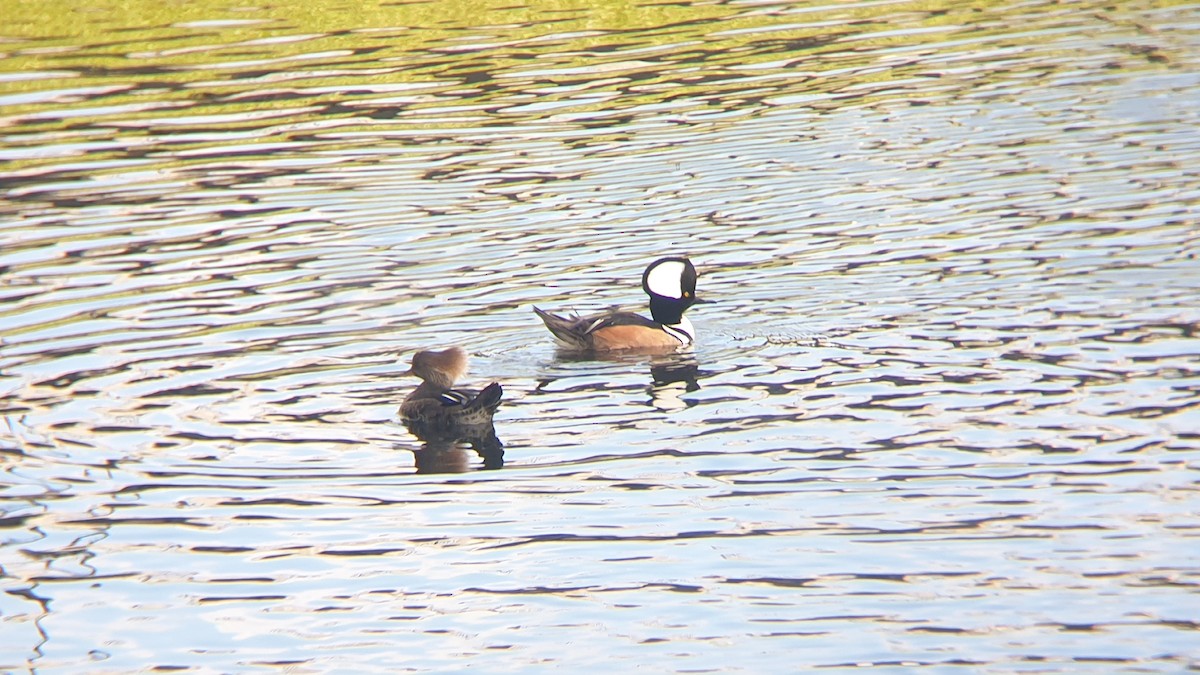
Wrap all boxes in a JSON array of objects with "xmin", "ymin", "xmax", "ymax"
[{"xmin": 409, "ymin": 346, "xmax": 468, "ymax": 388}]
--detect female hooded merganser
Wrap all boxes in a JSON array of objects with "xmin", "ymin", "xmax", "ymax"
[
  {"xmin": 400, "ymin": 347, "xmax": 503, "ymax": 427},
  {"xmin": 533, "ymin": 256, "xmax": 699, "ymax": 352}
]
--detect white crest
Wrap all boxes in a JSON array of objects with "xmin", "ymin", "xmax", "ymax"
[{"xmin": 645, "ymin": 260, "xmax": 687, "ymax": 299}]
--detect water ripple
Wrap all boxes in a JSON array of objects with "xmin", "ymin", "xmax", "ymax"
[{"xmin": 3, "ymin": 0, "xmax": 1199, "ymax": 672}]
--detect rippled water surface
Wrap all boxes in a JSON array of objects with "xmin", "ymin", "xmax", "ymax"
[{"xmin": 3, "ymin": 0, "xmax": 1199, "ymax": 671}]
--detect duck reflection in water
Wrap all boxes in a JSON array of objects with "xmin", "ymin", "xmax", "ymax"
[
  {"xmin": 647, "ymin": 354, "xmax": 702, "ymax": 412},
  {"xmin": 400, "ymin": 347, "xmax": 504, "ymax": 473},
  {"xmin": 402, "ymin": 420, "xmax": 504, "ymax": 473},
  {"xmin": 541, "ymin": 350, "xmax": 705, "ymax": 412}
]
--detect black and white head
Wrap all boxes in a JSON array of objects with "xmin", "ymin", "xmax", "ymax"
[{"xmin": 641, "ymin": 257, "xmax": 698, "ymax": 326}]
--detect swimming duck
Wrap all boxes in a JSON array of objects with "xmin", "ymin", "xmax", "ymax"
[
  {"xmin": 400, "ymin": 346, "xmax": 502, "ymax": 426},
  {"xmin": 533, "ymin": 256, "xmax": 699, "ymax": 351}
]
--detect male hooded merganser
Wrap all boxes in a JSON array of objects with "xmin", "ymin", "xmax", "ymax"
[
  {"xmin": 533, "ymin": 256, "xmax": 699, "ymax": 352},
  {"xmin": 400, "ymin": 347, "xmax": 503, "ymax": 427}
]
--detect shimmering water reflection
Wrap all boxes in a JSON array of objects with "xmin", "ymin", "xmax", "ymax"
[{"xmin": 2, "ymin": 0, "xmax": 1199, "ymax": 671}]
